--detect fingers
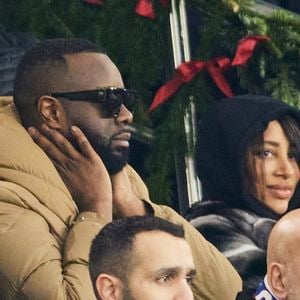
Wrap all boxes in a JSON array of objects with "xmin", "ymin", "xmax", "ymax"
[
  {"xmin": 28, "ymin": 125, "xmax": 112, "ymax": 216},
  {"xmin": 70, "ymin": 126, "xmax": 100, "ymax": 161},
  {"xmin": 28, "ymin": 126, "xmax": 69, "ymax": 164},
  {"xmin": 28, "ymin": 125, "xmax": 100, "ymax": 163},
  {"xmin": 30, "ymin": 124, "xmax": 85, "ymax": 161}
]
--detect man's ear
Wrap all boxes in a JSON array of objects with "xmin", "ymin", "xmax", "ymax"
[
  {"xmin": 37, "ymin": 96, "xmax": 66, "ymax": 129},
  {"xmin": 95, "ymin": 274, "xmax": 124, "ymax": 300},
  {"xmin": 268, "ymin": 263, "xmax": 288, "ymax": 300}
]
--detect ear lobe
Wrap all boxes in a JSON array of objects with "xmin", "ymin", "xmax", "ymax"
[
  {"xmin": 95, "ymin": 274, "xmax": 124, "ymax": 300},
  {"xmin": 37, "ymin": 95, "xmax": 65, "ymax": 129},
  {"xmin": 268, "ymin": 263, "xmax": 288, "ymax": 300}
]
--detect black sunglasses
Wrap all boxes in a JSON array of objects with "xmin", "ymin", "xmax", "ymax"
[{"xmin": 50, "ymin": 87, "xmax": 139, "ymax": 118}]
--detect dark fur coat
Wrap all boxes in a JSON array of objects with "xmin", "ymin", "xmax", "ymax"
[{"xmin": 186, "ymin": 201, "xmax": 275, "ymax": 289}]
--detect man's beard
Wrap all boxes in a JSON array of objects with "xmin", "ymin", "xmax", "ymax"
[
  {"xmin": 90, "ymin": 136, "xmax": 129, "ymax": 175},
  {"xmin": 97, "ymin": 144, "xmax": 129, "ymax": 174}
]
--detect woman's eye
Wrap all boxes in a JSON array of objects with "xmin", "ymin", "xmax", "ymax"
[
  {"xmin": 264, "ymin": 150, "xmax": 272, "ymax": 157},
  {"xmin": 256, "ymin": 150, "xmax": 273, "ymax": 158},
  {"xmin": 288, "ymin": 150, "xmax": 298, "ymax": 160},
  {"xmin": 288, "ymin": 153, "xmax": 295, "ymax": 159}
]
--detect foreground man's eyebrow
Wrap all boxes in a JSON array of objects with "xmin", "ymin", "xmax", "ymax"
[{"xmin": 155, "ymin": 267, "xmax": 196, "ymax": 276}]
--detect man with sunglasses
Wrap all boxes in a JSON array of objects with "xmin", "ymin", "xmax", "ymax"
[{"xmin": 0, "ymin": 38, "xmax": 241, "ymax": 299}]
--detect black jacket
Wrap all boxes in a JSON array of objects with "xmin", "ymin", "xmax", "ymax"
[{"xmin": 187, "ymin": 95, "xmax": 300, "ymax": 289}]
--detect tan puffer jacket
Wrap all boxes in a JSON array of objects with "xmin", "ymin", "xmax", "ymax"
[{"xmin": 0, "ymin": 97, "xmax": 241, "ymax": 299}]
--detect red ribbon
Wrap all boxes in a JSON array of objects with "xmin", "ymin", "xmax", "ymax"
[
  {"xmin": 135, "ymin": 0, "xmax": 169, "ymax": 19},
  {"xmin": 82, "ymin": 0, "xmax": 103, "ymax": 5},
  {"xmin": 149, "ymin": 35, "xmax": 270, "ymax": 112},
  {"xmin": 232, "ymin": 35, "xmax": 270, "ymax": 66}
]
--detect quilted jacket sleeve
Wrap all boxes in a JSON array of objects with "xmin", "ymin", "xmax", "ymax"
[{"xmin": 0, "ymin": 201, "xmax": 107, "ymax": 300}]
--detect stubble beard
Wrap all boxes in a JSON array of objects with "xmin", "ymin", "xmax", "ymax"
[
  {"xmin": 91, "ymin": 136, "xmax": 129, "ymax": 175},
  {"xmin": 99, "ymin": 145, "xmax": 129, "ymax": 174}
]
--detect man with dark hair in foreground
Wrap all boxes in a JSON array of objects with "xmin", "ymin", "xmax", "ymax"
[
  {"xmin": 0, "ymin": 38, "xmax": 241, "ymax": 299},
  {"xmin": 89, "ymin": 216, "xmax": 196, "ymax": 300}
]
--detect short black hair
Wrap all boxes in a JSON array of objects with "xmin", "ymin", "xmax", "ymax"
[
  {"xmin": 89, "ymin": 216, "xmax": 185, "ymax": 289},
  {"xmin": 13, "ymin": 38, "xmax": 105, "ymax": 121}
]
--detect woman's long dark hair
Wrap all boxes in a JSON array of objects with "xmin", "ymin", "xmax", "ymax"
[{"xmin": 243, "ymin": 115, "xmax": 300, "ymax": 210}]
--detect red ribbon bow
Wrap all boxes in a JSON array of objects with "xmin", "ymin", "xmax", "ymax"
[
  {"xmin": 135, "ymin": 0, "xmax": 169, "ymax": 19},
  {"xmin": 149, "ymin": 35, "xmax": 270, "ymax": 112}
]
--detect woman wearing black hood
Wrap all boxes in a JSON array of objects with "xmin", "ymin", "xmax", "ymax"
[{"xmin": 186, "ymin": 95, "xmax": 300, "ymax": 290}]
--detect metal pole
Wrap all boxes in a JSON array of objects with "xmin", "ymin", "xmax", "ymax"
[
  {"xmin": 169, "ymin": 0, "xmax": 182, "ymax": 68},
  {"xmin": 169, "ymin": 0, "xmax": 202, "ymax": 211},
  {"xmin": 179, "ymin": 0, "xmax": 202, "ymax": 206}
]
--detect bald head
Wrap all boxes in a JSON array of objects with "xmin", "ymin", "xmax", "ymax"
[
  {"xmin": 267, "ymin": 209, "xmax": 300, "ymax": 299},
  {"xmin": 268, "ymin": 209, "xmax": 300, "ymax": 266}
]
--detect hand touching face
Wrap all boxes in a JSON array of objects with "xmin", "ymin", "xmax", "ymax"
[{"xmin": 28, "ymin": 124, "xmax": 112, "ymax": 219}]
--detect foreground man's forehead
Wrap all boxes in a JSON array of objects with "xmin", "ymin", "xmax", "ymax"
[
  {"xmin": 64, "ymin": 52, "xmax": 123, "ymax": 90},
  {"xmin": 132, "ymin": 231, "xmax": 195, "ymax": 268}
]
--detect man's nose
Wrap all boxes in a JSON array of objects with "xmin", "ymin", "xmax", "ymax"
[
  {"xmin": 115, "ymin": 104, "xmax": 133, "ymax": 124},
  {"xmin": 174, "ymin": 281, "xmax": 194, "ymax": 300}
]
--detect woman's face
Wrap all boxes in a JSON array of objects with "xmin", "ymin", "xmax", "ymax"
[{"xmin": 252, "ymin": 120, "xmax": 300, "ymax": 214}]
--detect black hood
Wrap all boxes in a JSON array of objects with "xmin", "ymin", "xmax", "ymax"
[{"xmin": 196, "ymin": 95, "xmax": 300, "ymax": 219}]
